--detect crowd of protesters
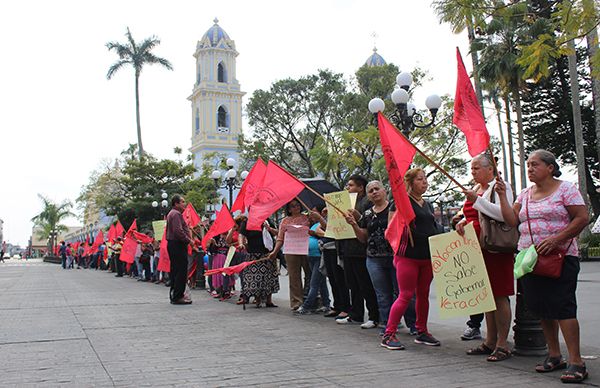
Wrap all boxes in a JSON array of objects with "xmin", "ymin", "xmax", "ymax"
[{"xmin": 59, "ymin": 149, "xmax": 589, "ymax": 384}]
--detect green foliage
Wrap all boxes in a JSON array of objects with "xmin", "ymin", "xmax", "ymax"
[
  {"xmin": 242, "ymin": 65, "xmax": 469, "ymax": 200},
  {"xmin": 31, "ymin": 195, "xmax": 73, "ymax": 248},
  {"xmin": 78, "ymin": 149, "xmax": 217, "ymax": 232}
]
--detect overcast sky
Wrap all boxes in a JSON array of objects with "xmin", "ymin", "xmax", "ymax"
[{"xmin": 0, "ymin": 0, "xmax": 479, "ymax": 246}]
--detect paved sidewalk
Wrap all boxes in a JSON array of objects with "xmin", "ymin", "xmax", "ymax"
[{"xmin": 0, "ymin": 262, "xmax": 598, "ymax": 387}]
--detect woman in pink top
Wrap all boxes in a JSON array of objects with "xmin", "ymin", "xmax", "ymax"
[
  {"xmin": 496, "ymin": 150, "xmax": 589, "ymax": 383},
  {"xmin": 268, "ymin": 199, "xmax": 311, "ymax": 310}
]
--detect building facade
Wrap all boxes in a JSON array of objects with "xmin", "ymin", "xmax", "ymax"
[{"xmin": 189, "ymin": 18, "xmax": 245, "ymax": 174}]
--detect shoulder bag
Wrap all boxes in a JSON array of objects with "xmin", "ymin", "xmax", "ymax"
[
  {"xmin": 478, "ymin": 186, "xmax": 519, "ymax": 253},
  {"xmin": 525, "ymin": 192, "xmax": 571, "ymax": 279}
]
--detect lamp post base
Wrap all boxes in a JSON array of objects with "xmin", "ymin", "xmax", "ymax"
[{"xmin": 512, "ymin": 280, "xmax": 547, "ymax": 356}]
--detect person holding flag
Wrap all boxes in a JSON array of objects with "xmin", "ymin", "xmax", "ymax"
[
  {"xmin": 457, "ymin": 153, "xmax": 515, "ymax": 362},
  {"xmin": 166, "ymin": 194, "xmax": 193, "ymax": 305},
  {"xmin": 381, "ymin": 168, "xmax": 444, "ymax": 350}
]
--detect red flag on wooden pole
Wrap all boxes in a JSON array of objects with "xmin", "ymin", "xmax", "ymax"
[
  {"xmin": 115, "ymin": 221, "xmax": 125, "ymax": 238},
  {"xmin": 377, "ymin": 112, "xmax": 417, "ymax": 255},
  {"xmin": 201, "ymin": 204, "xmax": 235, "ymax": 251},
  {"xmin": 453, "ymin": 47, "xmax": 490, "ymax": 157},
  {"xmin": 119, "ymin": 220, "xmax": 138, "ymax": 264},
  {"xmin": 230, "ymin": 159, "xmax": 267, "ymax": 213},
  {"xmin": 157, "ymin": 227, "xmax": 170, "ymax": 273},
  {"xmin": 246, "ymin": 161, "xmax": 305, "ymax": 230},
  {"xmin": 183, "ymin": 203, "xmax": 201, "ymax": 228},
  {"xmin": 91, "ymin": 230, "xmax": 104, "ymax": 254},
  {"xmin": 107, "ymin": 224, "xmax": 116, "ymax": 244}
]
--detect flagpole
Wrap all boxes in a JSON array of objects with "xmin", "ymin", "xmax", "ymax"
[
  {"xmin": 270, "ymin": 161, "xmax": 347, "ymax": 216},
  {"xmin": 381, "ymin": 113, "xmax": 468, "ymax": 191}
]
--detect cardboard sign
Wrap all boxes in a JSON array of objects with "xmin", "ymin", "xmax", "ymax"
[
  {"xmin": 152, "ymin": 220, "xmax": 166, "ymax": 240},
  {"xmin": 224, "ymin": 246, "xmax": 236, "ymax": 268},
  {"xmin": 282, "ymin": 225, "xmax": 309, "ymax": 255},
  {"xmin": 324, "ymin": 191, "xmax": 358, "ymax": 240},
  {"xmin": 428, "ymin": 223, "xmax": 496, "ymax": 318}
]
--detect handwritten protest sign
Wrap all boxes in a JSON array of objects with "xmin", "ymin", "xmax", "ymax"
[
  {"xmin": 224, "ymin": 246, "xmax": 236, "ymax": 268},
  {"xmin": 428, "ymin": 223, "xmax": 496, "ymax": 318},
  {"xmin": 152, "ymin": 220, "xmax": 166, "ymax": 240},
  {"xmin": 324, "ymin": 191, "xmax": 358, "ymax": 240},
  {"xmin": 282, "ymin": 225, "xmax": 309, "ymax": 255}
]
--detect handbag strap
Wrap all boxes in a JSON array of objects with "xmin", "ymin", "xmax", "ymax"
[{"xmin": 525, "ymin": 189, "xmax": 573, "ymax": 251}]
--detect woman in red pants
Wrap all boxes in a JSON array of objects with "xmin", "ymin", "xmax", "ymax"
[{"xmin": 381, "ymin": 168, "xmax": 444, "ymax": 350}]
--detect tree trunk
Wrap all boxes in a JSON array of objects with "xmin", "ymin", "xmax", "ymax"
[
  {"xmin": 585, "ymin": 165, "xmax": 600, "ymax": 217},
  {"xmin": 467, "ymin": 21, "xmax": 485, "ymax": 115},
  {"xmin": 493, "ymin": 94, "xmax": 509, "ymax": 180},
  {"xmin": 503, "ymin": 93, "xmax": 517, "ymax": 190},
  {"xmin": 135, "ymin": 72, "xmax": 144, "ymax": 160},
  {"xmin": 512, "ymin": 83, "xmax": 527, "ymax": 190},
  {"xmin": 567, "ymin": 40, "xmax": 591, "ymax": 207},
  {"xmin": 587, "ymin": 27, "xmax": 600, "ymax": 172}
]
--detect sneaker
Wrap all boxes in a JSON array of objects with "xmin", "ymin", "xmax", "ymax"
[
  {"xmin": 294, "ymin": 306, "xmax": 313, "ymax": 315},
  {"xmin": 336, "ymin": 316, "xmax": 355, "ymax": 324},
  {"xmin": 409, "ymin": 326, "xmax": 419, "ymax": 336},
  {"xmin": 379, "ymin": 327, "xmax": 386, "ymax": 337},
  {"xmin": 461, "ymin": 327, "xmax": 482, "ymax": 341},
  {"xmin": 324, "ymin": 310, "xmax": 339, "ymax": 318},
  {"xmin": 414, "ymin": 332, "xmax": 441, "ymax": 346},
  {"xmin": 315, "ymin": 306, "xmax": 331, "ymax": 314},
  {"xmin": 361, "ymin": 320, "xmax": 378, "ymax": 329},
  {"xmin": 381, "ymin": 333, "xmax": 405, "ymax": 350}
]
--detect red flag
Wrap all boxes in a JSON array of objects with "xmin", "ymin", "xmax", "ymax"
[
  {"xmin": 120, "ymin": 237, "xmax": 137, "ymax": 264},
  {"xmin": 453, "ymin": 47, "xmax": 490, "ymax": 157},
  {"xmin": 246, "ymin": 161, "xmax": 305, "ymax": 230},
  {"xmin": 205, "ymin": 260, "xmax": 257, "ymax": 276},
  {"xmin": 107, "ymin": 224, "xmax": 116, "ymax": 243},
  {"xmin": 183, "ymin": 203, "xmax": 201, "ymax": 228},
  {"xmin": 231, "ymin": 159, "xmax": 267, "ymax": 213},
  {"xmin": 377, "ymin": 112, "xmax": 417, "ymax": 255},
  {"xmin": 202, "ymin": 204, "xmax": 235, "ymax": 251},
  {"xmin": 91, "ymin": 230, "xmax": 104, "ymax": 254},
  {"xmin": 157, "ymin": 227, "xmax": 170, "ymax": 272},
  {"xmin": 119, "ymin": 220, "xmax": 139, "ymax": 264},
  {"xmin": 131, "ymin": 231, "xmax": 153, "ymax": 244},
  {"xmin": 115, "ymin": 221, "xmax": 125, "ymax": 238}
]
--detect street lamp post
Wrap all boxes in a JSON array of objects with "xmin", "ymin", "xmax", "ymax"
[
  {"xmin": 211, "ymin": 158, "xmax": 248, "ymax": 207},
  {"xmin": 152, "ymin": 191, "xmax": 169, "ymax": 218},
  {"xmin": 368, "ymin": 71, "xmax": 442, "ymax": 135}
]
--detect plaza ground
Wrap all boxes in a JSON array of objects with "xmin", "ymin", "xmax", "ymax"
[{"xmin": 0, "ymin": 258, "xmax": 599, "ymax": 387}]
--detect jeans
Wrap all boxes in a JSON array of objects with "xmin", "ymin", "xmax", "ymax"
[
  {"xmin": 366, "ymin": 256, "xmax": 416, "ymax": 327},
  {"xmin": 303, "ymin": 255, "xmax": 331, "ymax": 310}
]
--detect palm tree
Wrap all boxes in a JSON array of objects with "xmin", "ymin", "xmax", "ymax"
[
  {"xmin": 432, "ymin": 0, "xmax": 492, "ymax": 111},
  {"xmin": 474, "ymin": 5, "xmax": 528, "ymax": 190},
  {"xmin": 31, "ymin": 195, "xmax": 73, "ymax": 253},
  {"xmin": 483, "ymin": 86, "xmax": 509, "ymax": 180},
  {"xmin": 106, "ymin": 27, "xmax": 173, "ymax": 160}
]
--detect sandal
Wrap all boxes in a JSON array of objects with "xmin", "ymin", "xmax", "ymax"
[
  {"xmin": 487, "ymin": 347, "xmax": 512, "ymax": 362},
  {"xmin": 466, "ymin": 343, "xmax": 494, "ymax": 355},
  {"xmin": 560, "ymin": 364, "xmax": 588, "ymax": 384},
  {"xmin": 536, "ymin": 355, "xmax": 567, "ymax": 373}
]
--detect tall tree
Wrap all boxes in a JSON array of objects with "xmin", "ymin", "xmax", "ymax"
[
  {"xmin": 106, "ymin": 28, "xmax": 173, "ymax": 160},
  {"xmin": 31, "ymin": 195, "xmax": 73, "ymax": 253},
  {"xmin": 432, "ymin": 0, "xmax": 492, "ymax": 112},
  {"xmin": 474, "ymin": 2, "xmax": 529, "ymax": 189}
]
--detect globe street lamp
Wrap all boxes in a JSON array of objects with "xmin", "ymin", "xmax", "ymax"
[
  {"xmin": 152, "ymin": 191, "xmax": 169, "ymax": 218},
  {"xmin": 368, "ymin": 71, "xmax": 442, "ymax": 136},
  {"xmin": 211, "ymin": 158, "xmax": 248, "ymax": 207}
]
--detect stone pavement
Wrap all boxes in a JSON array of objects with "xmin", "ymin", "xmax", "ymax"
[{"xmin": 0, "ymin": 259, "xmax": 599, "ymax": 387}]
